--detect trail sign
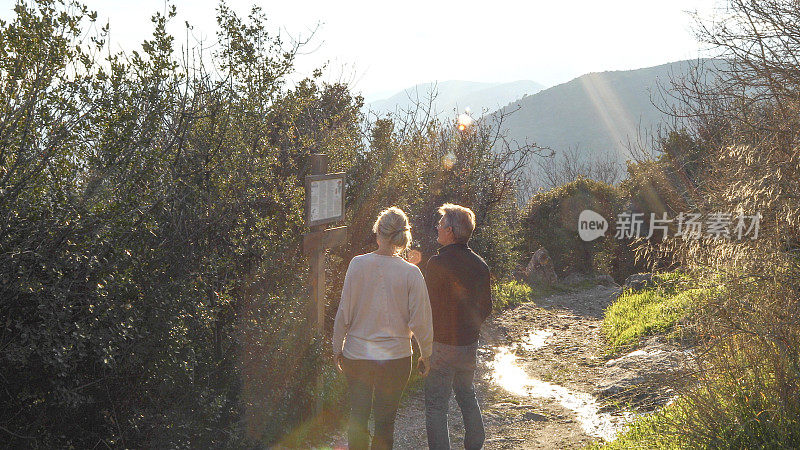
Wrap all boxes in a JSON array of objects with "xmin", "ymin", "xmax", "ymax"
[
  {"xmin": 302, "ymin": 154, "xmax": 347, "ymax": 419},
  {"xmin": 303, "ymin": 155, "xmax": 346, "ymax": 334},
  {"xmin": 305, "ymin": 173, "xmax": 345, "ymax": 227},
  {"xmin": 302, "ymin": 153, "xmax": 347, "ymax": 419}
]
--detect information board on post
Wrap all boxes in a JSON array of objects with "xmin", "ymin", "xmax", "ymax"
[{"xmin": 305, "ymin": 172, "xmax": 345, "ymax": 227}]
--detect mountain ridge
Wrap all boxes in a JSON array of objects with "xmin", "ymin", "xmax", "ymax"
[
  {"xmin": 366, "ymin": 79, "xmax": 546, "ymax": 119},
  {"xmin": 365, "ymin": 59, "xmax": 720, "ymax": 187},
  {"xmin": 489, "ymin": 59, "xmax": 718, "ymax": 164}
]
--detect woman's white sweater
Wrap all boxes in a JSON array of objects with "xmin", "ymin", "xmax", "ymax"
[{"xmin": 332, "ymin": 252, "xmax": 433, "ymax": 360}]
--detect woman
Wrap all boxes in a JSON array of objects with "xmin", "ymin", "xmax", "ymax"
[{"xmin": 332, "ymin": 207, "xmax": 433, "ymax": 450}]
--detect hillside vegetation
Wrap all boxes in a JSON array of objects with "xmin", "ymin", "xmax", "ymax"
[{"xmin": 597, "ymin": 0, "xmax": 800, "ymax": 446}]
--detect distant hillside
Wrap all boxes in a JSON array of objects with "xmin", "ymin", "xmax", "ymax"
[
  {"xmin": 367, "ymin": 80, "xmax": 545, "ymax": 119},
  {"xmin": 490, "ymin": 60, "xmax": 716, "ymax": 165}
]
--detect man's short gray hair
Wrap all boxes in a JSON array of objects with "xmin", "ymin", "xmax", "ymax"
[{"xmin": 438, "ymin": 203, "xmax": 476, "ymax": 244}]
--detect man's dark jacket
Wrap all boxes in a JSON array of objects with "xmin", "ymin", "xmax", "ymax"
[{"xmin": 424, "ymin": 243, "xmax": 492, "ymax": 346}]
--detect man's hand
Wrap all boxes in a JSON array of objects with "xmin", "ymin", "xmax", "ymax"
[
  {"xmin": 334, "ymin": 352, "xmax": 344, "ymax": 373},
  {"xmin": 407, "ymin": 249, "xmax": 422, "ymax": 265},
  {"xmin": 418, "ymin": 356, "xmax": 430, "ymax": 377}
]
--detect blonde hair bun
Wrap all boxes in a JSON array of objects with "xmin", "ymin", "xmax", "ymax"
[{"xmin": 372, "ymin": 207, "xmax": 412, "ymax": 250}]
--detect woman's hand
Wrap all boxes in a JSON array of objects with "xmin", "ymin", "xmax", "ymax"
[
  {"xmin": 334, "ymin": 352, "xmax": 344, "ymax": 373},
  {"xmin": 418, "ymin": 355, "xmax": 430, "ymax": 377}
]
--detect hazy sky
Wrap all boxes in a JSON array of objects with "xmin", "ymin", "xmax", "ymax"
[{"xmin": 2, "ymin": 0, "xmax": 720, "ymax": 101}]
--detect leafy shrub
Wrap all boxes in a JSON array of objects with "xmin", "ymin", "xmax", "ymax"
[
  {"xmin": 617, "ymin": 1, "xmax": 800, "ymax": 446},
  {"xmin": 600, "ymin": 345, "xmax": 800, "ymax": 448},
  {"xmin": 337, "ymin": 112, "xmax": 535, "ymax": 288},
  {"xmin": 522, "ymin": 177, "xmax": 635, "ymax": 281},
  {"xmin": 0, "ymin": 2, "xmax": 361, "ymax": 447},
  {"xmin": 491, "ymin": 280, "xmax": 533, "ymax": 311}
]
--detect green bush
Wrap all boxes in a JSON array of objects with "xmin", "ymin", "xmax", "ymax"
[
  {"xmin": 620, "ymin": 148, "xmax": 693, "ymax": 228},
  {"xmin": 492, "ymin": 280, "xmax": 533, "ymax": 311},
  {"xmin": 664, "ymin": 277, "xmax": 800, "ymax": 449},
  {"xmin": 599, "ymin": 2, "xmax": 800, "ymax": 447},
  {"xmin": 337, "ymin": 114, "xmax": 532, "ymax": 289},
  {"xmin": 521, "ymin": 178, "xmax": 638, "ymax": 282},
  {"xmin": 598, "ymin": 356, "xmax": 800, "ymax": 448},
  {"xmin": 0, "ymin": 2, "xmax": 361, "ymax": 447}
]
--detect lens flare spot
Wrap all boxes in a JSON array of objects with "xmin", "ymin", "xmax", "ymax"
[
  {"xmin": 457, "ymin": 112, "xmax": 474, "ymax": 131},
  {"xmin": 442, "ymin": 152, "xmax": 456, "ymax": 170}
]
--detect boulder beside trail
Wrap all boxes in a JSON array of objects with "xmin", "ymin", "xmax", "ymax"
[
  {"xmin": 623, "ymin": 273, "xmax": 654, "ymax": 291},
  {"xmin": 524, "ymin": 247, "xmax": 558, "ymax": 286},
  {"xmin": 596, "ymin": 337, "xmax": 691, "ymax": 408}
]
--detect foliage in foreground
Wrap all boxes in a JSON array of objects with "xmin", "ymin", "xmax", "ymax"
[
  {"xmin": 0, "ymin": 1, "xmax": 361, "ymax": 447},
  {"xmin": 595, "ymin": 403, "xmax": 686, "ymax": 450},
  {"xmin": 0, "ymin": 0, "xmax": 539, "ymax": 446},
  {"xmin": 602, "ymin": 0, "xmax": 800, "ymax": 447},
  {"xmin": 602, "ymin": 362, "xmax": 800, "ymax": 449}
]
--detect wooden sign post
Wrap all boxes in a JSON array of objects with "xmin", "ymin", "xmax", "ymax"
[
  {"xmin": 303, "ymin": 153, "xmax": 347, "ymax": 418},
  {"xmin": 303, "ymin": 154, "xmax": 346, "ymax": 332}
]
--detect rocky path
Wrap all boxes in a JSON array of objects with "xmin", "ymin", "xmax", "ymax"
[{"xmin": 325, "ymin": 283, "xmax": 683, "ymax": 449}]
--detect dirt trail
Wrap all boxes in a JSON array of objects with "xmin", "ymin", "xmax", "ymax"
[{"xmin": 325, "ymin": 284, "xmax": 641, "ymax": 449}]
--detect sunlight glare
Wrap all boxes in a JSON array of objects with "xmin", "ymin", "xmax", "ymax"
[
  {"xmin": 520, "ymin": 329, "xmax": 554, "ymax": 351},
  {"xmin": 489, "ymin": 347, "xmax": 637, "ymax": 441},
  {"xmin": 457, "ymin": 112, "xmax": 473, "ymax": 131},
  {"xmin": 579, "ymin": 74, "xmax": 637, "ymax": 159}
]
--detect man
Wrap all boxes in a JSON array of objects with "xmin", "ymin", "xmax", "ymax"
[{"xmin": 423, "ymin": 203, "xmax": 492, "ymax": 450}]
